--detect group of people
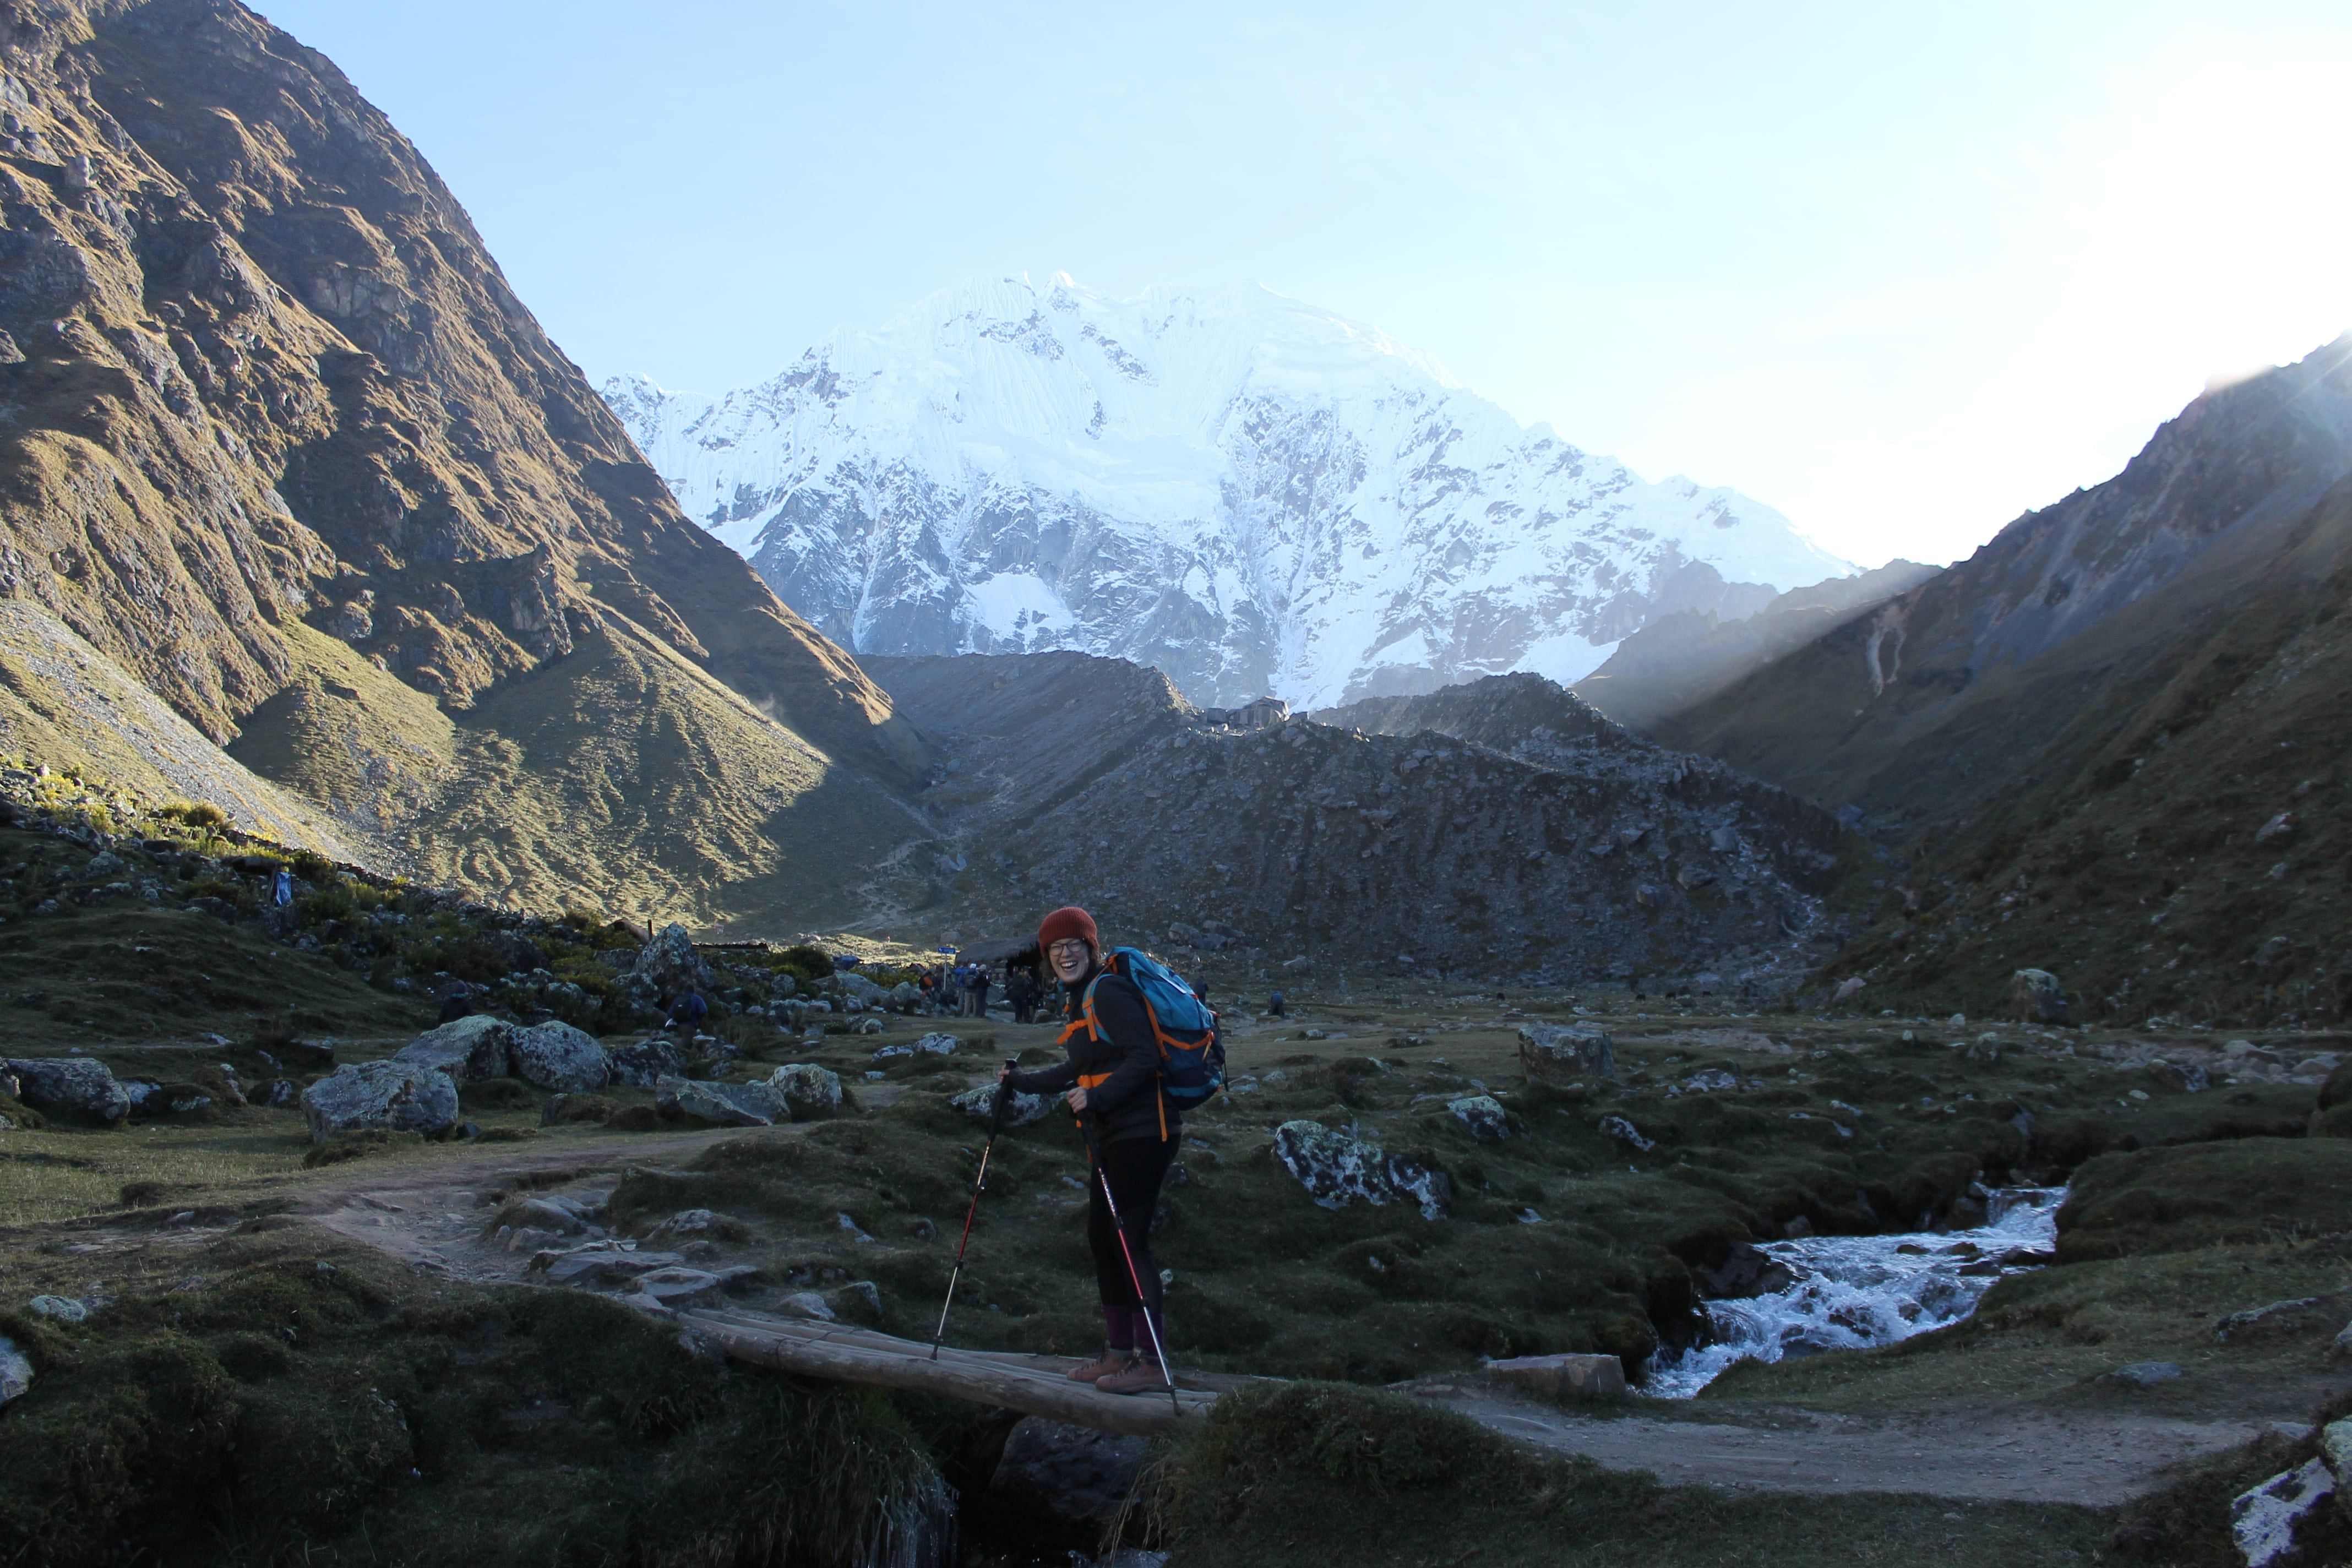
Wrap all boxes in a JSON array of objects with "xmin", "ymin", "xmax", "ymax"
[{"xmin": 917, "ymin": 957, "xmax": 1047, "ymax": 1021}]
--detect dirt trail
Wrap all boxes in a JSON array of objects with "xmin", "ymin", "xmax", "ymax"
[
  {"xmin": 293, "ymin": 1124, "xmax": 775, "ymax": 1281},
  {"xmin": 1418, "ymin": 1386, "xmax": 2299, "ymax": 1504},
  {"xmin": 274, "ymin": 1129, "xmax": 2304, "ymax": 1503}
]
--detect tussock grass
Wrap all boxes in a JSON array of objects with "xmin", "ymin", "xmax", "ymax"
[
  {"xmin": 1151, "ymin": 1380, "xmax": 2110, "ymax": 1567},
  {"xmin": 0, "ymin": 1235, "xmax": 950, "ymax": 1568}
]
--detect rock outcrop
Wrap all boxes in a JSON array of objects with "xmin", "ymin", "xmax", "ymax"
[
  {"xmin": 1516, "ymin": 1023, "xmax": 1616, "ymax": 1082},
  {"xmin": 300, "ymin": 1060, "xmax": 458, "ymax": 1141},
  {"xmin": 394, "ymin": 1015, "xmax": 515, "ymax": 1082},
  {"xmin": 3, "ymin": 1057, "xmax": 130, "ymax": 1124},
  {"xmin": 655, "ymin": 1075, "xmax": 785, "ymax": 1128},
  {"xmin": 605, "ymin": 1036, "xmax": 685, "ymax": 1088},
  {"xmin": 765, "ymin": 1063, "xmax": 842, "ymax": 1119},
  {"xmin": 509, "ymin": 1022, "xmax": 608, "ymax": 1093},
  {"xmin": 1271, "ymin": 1119, "xmax": 1450, "ymax": 1220}
]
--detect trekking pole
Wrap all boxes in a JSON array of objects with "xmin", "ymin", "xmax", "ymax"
[
  {"xmin": 930, "ymin": 1059, "xmax": 1018, "ymax": 1360},
  {"xmin": 1079, "ymin": 1120, "xmax": 1184, "ymax": 1419}
]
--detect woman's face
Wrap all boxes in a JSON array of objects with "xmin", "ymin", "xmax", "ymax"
[{"xmin": 1047, "ymin": 937, "xmax": 1093, "ymax": 983}]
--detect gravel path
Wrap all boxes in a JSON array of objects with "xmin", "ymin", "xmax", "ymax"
[{"xmin": 289, "ymin": 1128, "xmax": 2307, "ymax": 1504}]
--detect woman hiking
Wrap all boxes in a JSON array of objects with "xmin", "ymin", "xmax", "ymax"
[{"xmin": 999, "ymin": 905, "xmax": 1179, "ymax": 1396}]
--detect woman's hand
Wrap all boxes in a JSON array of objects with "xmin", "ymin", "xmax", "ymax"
[
  {"xmin": 1065, "ymin": 1086, "xmax": 1089, "ymax": 1113},
  {"xmin": 997, "ymin": 1065, "xmax": 1012, "ymax": 1084}
]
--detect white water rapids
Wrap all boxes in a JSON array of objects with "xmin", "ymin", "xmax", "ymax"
[{"xmin": 1646, "ymin": 1187, "xmax": 2065, "ymax": 1398}]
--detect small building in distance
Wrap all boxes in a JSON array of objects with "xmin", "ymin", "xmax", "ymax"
[{"xmin": 1199, "ymin": 695, "xmax": 1290, "ymax": 731}]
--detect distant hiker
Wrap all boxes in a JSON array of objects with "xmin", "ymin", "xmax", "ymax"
[
  {"xmin": 1005, "ymin": 965, "xmax": 1037, "ymax": 1024},
  {"xmin": 437, "ymin": 984, "xmax": 477, "ymax": 1024},
  {"xmin": 972, "ymin": 965, "xmax": 994, "ymax": 1018},
  {"xmin": 272, "ymin": 868, "xmax": 294, "ymax": 908},
  {"xmin": 1266, "ymin": 989, "xmax": 1285, "ymax": 1019},
  {"xmin": 918, "ymin": 967, "xmax": 940, "ymax": 1013},
  {"xmin": 1000, "ymin": 906, "xmax": 1182, "ymax": 1396},
  {"xmin": 665, "ymin": 990, "xmax": 709, "ymax": 1033}
]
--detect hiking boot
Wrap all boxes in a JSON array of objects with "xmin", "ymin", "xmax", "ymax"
[
  {"xmin": 1094, "ymin": 1354, "xmax": 1173, "ymax": 1396},
  {"xmin": 1066, "ymin": 1347, "xmax": 1129, "ymax": 1382}
]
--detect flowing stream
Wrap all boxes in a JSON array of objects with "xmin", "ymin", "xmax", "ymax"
[{"xmin": 1646, "ymin": 1187, "xmax": 2065, "ymax": 1398}]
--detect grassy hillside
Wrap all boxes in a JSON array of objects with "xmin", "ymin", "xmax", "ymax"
[
  {"xmin": 1656, "ymin": 347, "xmax": 2352, "ymax": 1026},
  {"xmin": 1806, "ymin": 479, "xmax": 2352, "ymax": 1024},
  {"xmin": 0, "ymin": 0, "xmax": 927, "ymax": 925}
]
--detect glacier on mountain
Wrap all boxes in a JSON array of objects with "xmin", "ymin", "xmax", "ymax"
[{"xmin": 604, "ymin": 275, "xmax": 1850, "ymax": 709}]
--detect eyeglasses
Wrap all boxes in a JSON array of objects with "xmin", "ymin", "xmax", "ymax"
[{"xmin": 1046, "ymin": 938, "xmax": 1091, "ymax": 957}]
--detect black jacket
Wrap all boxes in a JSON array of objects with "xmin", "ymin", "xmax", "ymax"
[{"xmin": 1006, "ymin": 966, "xmax": 1178, "ymax": 1144}]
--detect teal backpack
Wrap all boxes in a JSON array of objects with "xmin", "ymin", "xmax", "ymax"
[{"xmin": 1077, "ymin": 946, "xmax": 1226, "ymax": 1106}]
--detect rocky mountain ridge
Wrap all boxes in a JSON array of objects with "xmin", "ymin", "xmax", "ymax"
[
  {"xmin": 1654, "ymin": 339, "xmax": 2352, "ymax": 1025},
  {"xmin": 606, "ymin": 275, "xmax": 1852, "ymax": 710},
  {"xmin": 1571, "ymin": 559, "xmax": 1940, "ymax": 732},
  {"xmin": 862, "ymin": 652, "xmax": 1854, "ymax": 986},
  {"xmin": 0, "ymin": 0, "xmax": 927, "ymax": 924}
]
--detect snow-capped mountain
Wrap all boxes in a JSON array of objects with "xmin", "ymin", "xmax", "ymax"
[{"xmin": 603, "ymin": 275, "xmax": 1850, "ymax": 709}]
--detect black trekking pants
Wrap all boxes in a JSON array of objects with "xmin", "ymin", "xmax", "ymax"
[{"xmin": 1087, "ymin": 1133, "xmax": 1179, "ymax": 1313}]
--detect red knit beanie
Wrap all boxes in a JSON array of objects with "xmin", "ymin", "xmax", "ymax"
[{"xmin": 1036, "ymin": 905, "xmax": 1099, "ymax": 953}]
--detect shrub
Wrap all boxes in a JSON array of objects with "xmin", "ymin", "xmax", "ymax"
[
  {"xmin": 162, "ymin": 800, "xmax": 230, "ymax": 829},
  {"xmin": 774, "ymin": 944, "xmax": 836, "ymax": 984}
]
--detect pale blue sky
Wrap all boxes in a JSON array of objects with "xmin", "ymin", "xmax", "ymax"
[{"xmin": 254, "ymin": 1, "xmax": 2352, "ymax": 567}]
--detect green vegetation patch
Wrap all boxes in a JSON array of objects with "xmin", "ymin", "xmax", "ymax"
[
  {"xmin": 0, "ymin": 1235, "xmax": 948, "ymax": 1568},
  {"xmin": 2056, "ymin": 1137, "xmax": 2352, "ymax": 1260},
  {"xmin": 1153, "ymin": 1381, "xmax": 2111, "ymax": 1567}
]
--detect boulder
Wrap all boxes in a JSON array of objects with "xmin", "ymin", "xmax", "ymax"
[
  {"xmin": 510, "ymin": 1021, "xmax": 609, "ymax": 1092},
  {"xmin": 827, "ymin": 1280, "xmax": 883, "ymax": 1322},
  {"xmin": 1516, "ymin": 1023, "xmax": 1615, "ymax": 1082},
  {"xmin": 837, "ymin": 973, "xmax": 886, "ymax": 1006},
  {"xmin": 2231, "ymin": 1458, "xmax": 2335, "ymax": 1568},
  {"xmin": 2008, "ymin": 968, "xmax": 2067, "ymax": 1023},
  {"xmin": 2254, "ymin": 811, "xmax": 2299, "ymax": 845},
  {"xmin": 1694, "ymin": 1243, "xmax": 1794, "ymax": 1299},
  {"xmin": 300, "ymin": 1060, "xmax": 459, "ymax": 1142},
  {"xmin": 2212, "ymin": 1296, "xmax": 2326, "ymax": 1344},
  {"xmin": 886, "ymin": 981, "xmax": 922, "ymax": 1012},
  {"xmin": 2104, "ymin": 1361, "xmax": 2184, "ymax": 1387},
  {"xmin": 0, "ymin": 1336, "xmax": 29, "ymax": 1407},
  {"xmin": 655, "ymin": 1075, "xmax": 785, "ymax": 1127},
  {"xmin": 2321, "ymin": 1416, "xmax": 2350, "ymax": 1490},
  {"xmin": 5, "ymin": 1057, "xmax": 130, "ymax": 1124},
  {"xmin": 632, "ymin": 923, "xmax": 716, "ymax": 997},
  {"xmin": 628, "ymin": 1266, "xmax": 747, "ymax": 1309},
  {"xmin": 1483, "ymin": 1352, "xmax": 1627, "ymax": 1401},
  {"xmin": 766, "ymin": 1063, "xmax": 843, "ymax": 1119},
  {"xmin": 1449, "ymin": 1095, "xmax": 1510, "ymax": 1142},
  {"xmin": 534, "ymin": 1249, "xmax": 685, "ymax": 1286},
  {"xmin": 1598, "ymin": 1114, "xmax": 1654, "ymax": 1152},
  {"xmin": 606, "ymin": 1036, "xmax": 684, "ymax": 1088},
  {"xmin": 393, "ymin": 1014, "xmax": 515, "ymax": 1082},
  {"xmin": 1271, "ymin": 1120, "xmax": 1450, "ymax": 1219},
  {"xmin": 777, "ymin": 1291, "xmax": 835, "ymax": 1321},
  {"xmin": 949, "ymin": 1082, "xmax": 1051, "ymax": 1125},
  {"xmin": 990, "ymin": 1416, "xmax": 1151, "ymax": 1528},
  {"xmin": 913, "ymin": 1032, "xmax": 960, "ymax": 1055},
  {"xmin": 28, "ymin": 1294, "xmax": 87, "ymax": 1323}
]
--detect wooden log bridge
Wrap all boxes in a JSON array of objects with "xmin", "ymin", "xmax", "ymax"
[{"xmin": 676, "ymin": 1307, "xmax": 1229, "ymax": 1437}]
